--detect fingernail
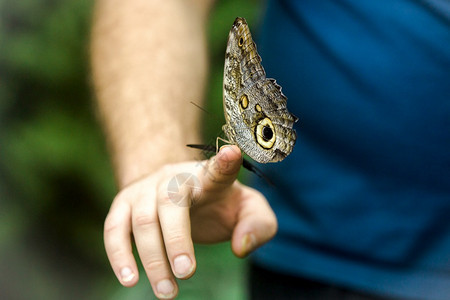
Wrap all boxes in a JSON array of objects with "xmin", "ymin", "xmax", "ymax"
[
  {"xmin": 173, "ymin": 254, "xmax": 193, "ymax": 278},
  {"xmin": 219, "ymin": 145, "xmax": 240, "ymax": 156},
  {"xmin": 241, "ymin": 233, "xmax": 257, "ymax": 256},
  {"xmin": 156, "ymin": 279, "xmax": 176, "ymax": 299},
  {"xmin": 120, "ymin": 267, "xmax": 135, "ymax": 283}
]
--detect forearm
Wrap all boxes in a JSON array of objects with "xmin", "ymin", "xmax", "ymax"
[{"xmin": 91, "ymin": 0, "xmax": 211, "ymax": 188}]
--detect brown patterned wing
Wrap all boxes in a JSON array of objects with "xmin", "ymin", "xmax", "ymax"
[{"xmin": 222, "ymin": 17, "xmax": 297, "ymax": 163}]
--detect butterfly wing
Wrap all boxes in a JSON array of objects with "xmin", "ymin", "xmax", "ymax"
[{"xmin": 222, "ymin": 17, "xmax": 297, "ymax": 163}]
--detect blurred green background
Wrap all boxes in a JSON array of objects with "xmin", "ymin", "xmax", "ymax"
[{"xmin": 0, "ymin": 0, "xmax": 263, "ymax": 299}]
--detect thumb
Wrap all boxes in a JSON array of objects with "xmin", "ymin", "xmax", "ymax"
[
  {"xmin": 198, "ymin": 145, "xmax": 243, "ymax": 190},
  {"xmin": 230, "ymin": 185, "xmax": 278, "ymax": 258}
]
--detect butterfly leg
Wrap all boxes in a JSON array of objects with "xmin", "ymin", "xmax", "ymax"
[{"xmin": 216, "ymin": 136, "xmax": 233, "ymax": 153}]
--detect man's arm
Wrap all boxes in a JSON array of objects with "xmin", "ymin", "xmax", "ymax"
[
  {"xmin": 91, "ymin": 2, "xmax": 277, "ymax": 299},
  {"xmin": 91, "ymin": 0, "xmax": 212, "ymax": 187}
]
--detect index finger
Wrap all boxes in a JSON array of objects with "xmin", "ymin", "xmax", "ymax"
[{"xmin": 197, "ymin": 145, "xmax": 242, "ymax": 192}]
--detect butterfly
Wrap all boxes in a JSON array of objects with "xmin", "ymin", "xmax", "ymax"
[
  {"xmin": 188, "ymin": 17, "xmax": 298, "ymax": 182},
  {"xmin": 221, "ymin": 17, "xmax": 297, "ymax": 163}
]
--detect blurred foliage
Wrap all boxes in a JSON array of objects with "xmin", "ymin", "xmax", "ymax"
[
  {"xmin": 0, "ymin": 0, "xmax": 117, "ymax": 299},
  {"xmin": 0, "ymin": 0, "xmax": 263, "ymax": 299}
]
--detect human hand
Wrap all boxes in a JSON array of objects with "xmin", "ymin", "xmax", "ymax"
[{"xmin": 103, "ymin": 145, "xmax": 277, "ymax": 299}]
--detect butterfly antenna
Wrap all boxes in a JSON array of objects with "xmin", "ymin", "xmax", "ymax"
[
  {"xmin": 190, "ymin": 101, "xmax": 212, "ymax": 115},
  {"xmin": 186, "ymin": 144, "xmax": 216, "ymax": 153}
]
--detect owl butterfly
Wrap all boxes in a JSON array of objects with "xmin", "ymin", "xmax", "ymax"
[{"xmin": 222, "ymin": 17, "xmax": 297, "ymax": 163}]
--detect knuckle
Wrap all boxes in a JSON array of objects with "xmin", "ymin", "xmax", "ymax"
[
  {"xmin": 133, "ymin": 213, "xmax": 157, "ymax": 228},
  {"xmin": 104, "ymin": 214, "xmax": 121, "ymax": 235},
  {"xmin": 162, "ymin": 181, "xmax": 199, "ymax": 208},
  {"xmin": 143, "ymin": 259, "xmax": 167, "ymax": 274},
  {"xmin": 165, "ymin": 233, "xmax": 187, "ymax": 247},
  {"xmin": 157, "ymin": 187, "xmax": 172, "ymax": 206},
  {"xmin": 114, "ymin": 187, "xmax": 131, "ymax": 203},
  {"xmin": 108, "ymin": 248, "xmax": 128, "ymax": 264}
]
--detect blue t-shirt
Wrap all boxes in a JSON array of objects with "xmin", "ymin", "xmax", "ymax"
[{"xmin": 251, "ymin": 1, "xmax": 450, "ymax": 299}]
